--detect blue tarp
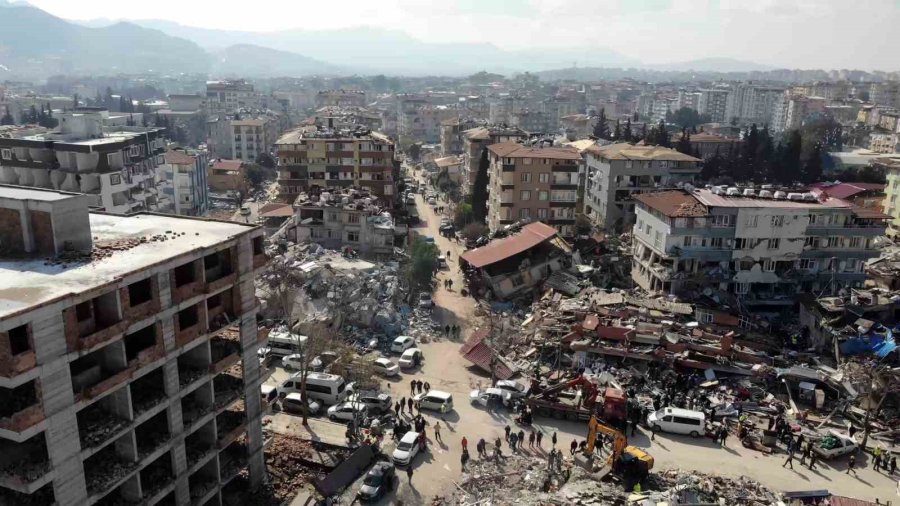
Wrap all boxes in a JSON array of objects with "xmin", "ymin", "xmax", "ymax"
[{"xmin": 840, "ymin": 328, "xmax": 897, "ymax": 357}]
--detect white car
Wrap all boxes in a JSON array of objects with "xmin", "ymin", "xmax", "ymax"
[
  {"xmin": 494, "ymin": 380, "xmax": 528, "ymax": 399},
  {"xmin": 391, "ymin": 431, "xmax": 421, "ymax": 466},
  {"xmin": 469, "ymin": 388, "xmax": 510, "ymax": 408},
  {"xmin": 282, "ymin": 392, "xmax": 321, "ymax": 416},
  {"xmin": 373, "ymin": 357, "xmax": 400, "ymax": 377},
  {"xmin": 282, "ymin": 353, "xmax": 304, "ymax": 370},
  {"xmin": 391, "ymin": 335, "xmax": 415, "ymax": 353},
  {"xmin": 326, "ymin": 402, "xmax": 368, "ymax": 422},
  {"xmin": 812, "ymin": 431, "xmax": 858, "ymax": 459},
  {"xmin": 398, "ymin": 348, "xmax": 423, "ymax": 369},
  {"xmin": 417, "ymin": 293, "xmax": 434, "ymax": 309}
]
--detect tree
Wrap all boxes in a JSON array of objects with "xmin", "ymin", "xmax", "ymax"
[
  {"xmin": 574, "ymin": 214, "xmax": 592, "ymax": 235},
  {"xmin": 453, "ymin": 202, "xmax": 474, "ymax": 229},
  {"xmin": 781, "ymin": 130, "xmax": 803, "ymax": 184},
  {"xmin": 613, "ymin": 120, "xmax": 621, "ymax": 141},
  {"xmin": 461, "ymin": 222, "xmax": 488, "ymax": 241},
  {"xmin": 592, "ymin": 108, "xmax": 610, "ymax": 139},
  {"xmin": 656, "ymin": 120, "xmax": 670, "ymax": 147},
  {"xmin": 701, "ymin": 153, "xmax": 724, "ymax": 180},
  {"xmin": 244, "ymin": 164, "xmax": 267, "ymax": 188},
  {"xmin": 289, "ymin": 318, "xmax": 338, "ymax": 426},
  {"xmin": 671, "ymin": 107, "xmax": 703, "ymax": 129},
  {"xmin": 675, "ymin": 128, "xmax": 692, "ymax": 155},
  {"xmin": 256, "ymin": 152, "xmax": 276, "ymax": 169},
  {"xmin": 471, "ymin": 148, "xmax": 490, "ymax": 223},
  {"xmin": 622, "ymin": 119, "xmax": 632, "ymax": 143},
  {"xmin": 406, "ymin": 143, "xmax": 421, "ymax": 162},
  {"xmin": 406, "ymin": 237, "xmax": 439, "ymax": 299},
  {"xmin": 258, "ymin": 254, "xmax": 306, "ymax": 323},
  {"xmin": 1, "ymin": 107, "xmax": 14, "ymax": 125},
  {"xmin": 801, "ymin": 141, "xmax": 824, "ymax": 184}
]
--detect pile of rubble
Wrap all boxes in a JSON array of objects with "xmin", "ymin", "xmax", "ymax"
[
  {"xmin": 641, "ymin": 469, "xmax": 779, "ymax": 505},
  {"xmin": 439, "ymin": 451, "xmax": 573, "ymax": 505},
  {"xmin": 255, "ymin": 434, "xmax": 327, "ymax": 505}
]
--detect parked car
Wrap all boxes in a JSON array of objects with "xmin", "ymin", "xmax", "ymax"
[
  {"xmin": 357, "ymin": 461, "xmax": 396, "ymax": 502},
  {"xmin": 437, "ymin": 255, "xmax": 447, "ymax": 268},
  {"xmin": 350, "ymin": 393, "xmax": 392, "ymax": 415},
  {"xmin": 281, "ymin": 353, "xmax": 304, "ymax": 370},
  {"xmin": 391, "ymin": 431, "xmax": 422, "ymax": 466},
  {"xmin": 812, "ymin": 431, "xmax": 858, "ymax": 459},
  {"xmin": 469, "ymin": 388, "xmax": 510, "ymax": 409},
  {"xmin": 413, "ymin": 390, "xmax": 454, "ymax": 413},
  {"xmin": 373, "ymin": 357, "xmax": 400, "ymax": 377},
  {"xmin": 398, "ymin": 348, "xmax": 423, "ymax": 369},
  {"xmin": 391, "ymin": 335, "xmax": 415, "ymax": 353},
  {"xmin": 239, "ymin": 205, "xmax": 251, "ymax": 216},
  {"xmin": 647, "ymin": 407, "xmax": 705, "ymax": 437},
  {"xmin": 422, "ymin": 235, "xmax": 435, "ymax": 243},
  {"xmin": 282, "ymin": 392, "xmax": 321, "ymax": 416},
  {"xmin": 427, "ymin": 198, "xmax": 436, "ymax": 205},
  {"xmin": 327, "ymin": 402, "xmax": 368, "ymax": 422},
  {"xmin": 311, "ymin": 351, "xmax": 340, "ymax": 372},
  {"xmin": 494, "ymin": 380, "xmax": 528, "ymax": 399},
  {"xmin": 418, "ymin": 293, "xmax": 434, "ymax": 309}
]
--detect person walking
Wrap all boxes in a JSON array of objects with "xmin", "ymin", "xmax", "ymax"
[
  {"xmin": 509, "ymin": 432, "xmax": 518, "ymax": 452},
  {"xmin": 570, "ymin": 439, "xmax": 578, "ymax": 455},
  {"xmin": 808, "ymin": 450, "xmax": 818, "ymax": 470},
  {"xmin": 445, "ymin": 324, "xmax": 450, "ymax": 336},
  {"xmin": 407, "ymin": 397, "xmax": 414, "ymax": 413},
  {"xmin": 529, "ymin": 431, "xmax": 536, "ymax": 448},
  {"xmin": 874, "ymin": 446, "xmax": 883, "ymax": 472},
  {"xmin": 650, "ymin": 426, "xmax": 656, "ymax": 442},
  {"xmin": 799, "ymin": 443, "xmax": 809, "ymax": 466},
  {"xmin": 434, "ymin": 422, "xmax": 442, "ymax": 443},
  {"xmin": 847, "ymin": 454, "xmax": 857, "ymax": 475},
  {"xmin": 410, "ymin": 379, "xmax": 416, "ymax": 394},
  {"xmin": 395, "ymin": 401, "xmax": 401, "ymax": 416},
  {"xmin": 424, "ymin": 381, "xmax": 431, "ymax": 392},
  {"xmin": 406, "ymin": 466, "xmax": 414, "ymax": 484},
  {"xmin": 517, "ymin": 430, "xmax": 525, "ymax": 450},
  {"xmin": 537, "ymin": 431, "xmax": 544, "ymax": 448},
  {"xmin": 461, "ymin": 448, "xmax": 470, "ymax": 471},
  {"xmin": 461, "ymin": 436, "xmax": 468, "ymax": 452},
  {"xmin": 890, "ymin": 454, "xmax": 897, "ymax": 475},
  {"xmin": 504, "ymin": 425, "xmax": 511, "ymax": 442},
  {"xmin": 399, "ymin": 397, "xmax": 406, "ymax": 415},
  {"xmin": 551, "ymin": 431, "xmax": 558, "ymax": 448}
]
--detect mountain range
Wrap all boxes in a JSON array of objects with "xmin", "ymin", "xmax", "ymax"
[{"xmin": 0, "ymin": 1, "xmax": 776, "ymax": 79}]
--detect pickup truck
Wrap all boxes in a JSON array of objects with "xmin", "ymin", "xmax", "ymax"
[{"xmin": 812, "ymin": 430, "xmax": 858, "ymax": 459}]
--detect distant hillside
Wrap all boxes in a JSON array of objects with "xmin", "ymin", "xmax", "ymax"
[
  {"xmin": 211, "ymin": 44, "xmax": 341, "ymax": 77},
  {"xmin": 645, "ymin": 57, "xmax": 774, "ymax": 73}
]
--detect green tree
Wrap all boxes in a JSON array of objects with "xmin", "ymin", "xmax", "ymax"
[
  {"xmin": 656, "ymin": 120, "xmax": 670, "ymax": 147},
  {"xmin": 72, "ymin": 93, "xmax": 79, "ymax": 109},
  {"xmin": 471, "ymin": 148, "xmax": 490, "ymax": 223},
  {"xmin": 592, "ymin": 108, "xmax": 610, "ymax": 139},
  {"xmin": 671, "ymin": 107, "xmax": 703, "ymax": 129},
  {"xmin": 675, "ymin": 128, "xmax": 692, "ymax": 155},
  {"xmin": 256, "ymin": 152, "xmax": 276, "ymax": 169},
  {"xmin": 701, "ymin": 152, "xmax": 723, "ymax": 180},
  {"xmin": 0, "ymin": 107, "xmax": 13, "ymax": 125},
  {"xmin": 801, "ymin": 142, "xmax": 824, "ymax": 183},
  {"xmin": 244, "ymin": 164, "xmax": 267, "ymax": 188},
  {"xmin": 407, "ymin": 143, "xmax": 421, "ymax": 162},
  {"xmin": 613, "ymin": 119, "xmax": 621, "ymax": 141},
  {"xmin": 453, "ymin": 202, "xmax": 473, "ymax": 229},
  {"xmin": 782, "ymin": 130, "xmax": 803, "ymax": 183},
  {"xmin": 406, "ymin": 237, "xmax": 439, "ymax": 297},
  {"xmin": 622, "ymin": 119, "xmax": 632, "ymax": 142}
]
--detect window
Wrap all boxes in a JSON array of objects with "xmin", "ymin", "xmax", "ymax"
[
  {"xmin": 767, "ymin": 238, "xmax": 780, "ymax": 249},
  {"xmin": 538, "ymin": 190, "xmax": 549, "ymax": 201},
  {"xmin": 654, "ymin": 231, "xmax": 662, "ymax": 249},
  {"xmin": 347, "ymin": 214, "xmax": 360, "ymax": 224},
  {"xmin": 809, "ymin": 214, "xmax": 821, "ymax": 225},
  {"xmin": 804, "ymin": 237, "xmax": 820, "ymax": 248},
  {"xmin": 537, "ymin": 208, "xmax": 548, "ymax": 219},
  {"xmin": 849, "ymin": 237, "xmax": 862, "ymax": 248},
  {"xmin": 0, "ymin": 149, "xmax": 10, "ymax": 160},
  {"xmin": 520, "ymin": 173, "xmax": 532, "ymax": 183},
  {"xmin": 745, "ymin": 215, "xmax": 758, "ymax": 228},
  {"xmin": 7, "ymin": 324, "xmax": 31, "ymax": 355},
  {"xmin": 711, "ymin": 215, "xmax": 732, "ymax": 227},
  {"xmin": 539, "ymin": 173, "xmax": 550, "ymax": 183},
  {"xmin": 799, "ymin": 259, "xmax": 817, "ymax": 270},
  {"xmin": 735, "ymin": 238, "xmax": 749, "ymax": 249},
  {"xmin": 683, "ymin": 236, "xmax": 694, "ymax": 247},
  {"xmin": 771, "ymin": 215, "xmax": 784, "ymax": 227},
  {"xmin": 625, "ymin": 160, "xmax": 633, "ymax": 168},
  {"xmin": 519, "ymin": 208, "xmax": 530, "ymax": 219},
  {"xmin": 520, "ymin": 190, "xmax": 531, "ymax": 201},
  {"xmin": 711, "ymin": 237, "xmax": 724, "ymax": 248},
  {"xmin": 347, "ymin": 231, "xmax": 359, "ymax": 242},
  {"xmin": 523, "ymin": 157, "xmax": 532, "ymax": 165},
  {"xmin": 763, "ymin": 259, "xmax": 776, "ymax": 272},
  {"xmin": 845, "ymin": 258, "xmax": 859, "ymax": 272},
  {"xmin": 106, "ymin": 153, "xmax": 117, "ymax": 167},
  {"xmin": 109, "ymin": 173, "xmax": 122, "ymax": 185},
  {"xmin": 734, "ymin": 282, "xmax": 749, "ymax": 294},
  {"xmin": 697, "ymin": 311, "xmax": 714, "ymax": 324},
  {"xmin": 826, "ymin": 237, "xmax": 840, "ymax": 248}
]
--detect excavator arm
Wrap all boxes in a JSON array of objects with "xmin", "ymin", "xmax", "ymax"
[{"xmin": 584, "ymin": 416, "xmax": 627, "ymax": 466}]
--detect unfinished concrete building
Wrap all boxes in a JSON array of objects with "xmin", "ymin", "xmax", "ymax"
[{"xmin": 0, "ymin": 185, "xmax": 269, "ymax": 506}]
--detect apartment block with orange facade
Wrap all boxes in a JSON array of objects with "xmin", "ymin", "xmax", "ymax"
[
  {"xmin": 274, "ymin": 126, "xmax": 398, "ymax": 205},
  {"xmin": 486, "ymin": 142, "xmax": 582, "ymax": 238}
]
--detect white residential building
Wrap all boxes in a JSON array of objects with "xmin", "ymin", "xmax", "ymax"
[
  {"xmin": 158, "ymin": 150, "xmax": 210, "ymax": 216},
  {"xmin": 698, "ymin": 89, "xmax": 731, "ymax": 123}
]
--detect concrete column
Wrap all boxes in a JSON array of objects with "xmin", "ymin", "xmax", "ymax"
[
  {"xmin": 158, "ymin": 270, "xmax": 172, "ymax": 310},
  {"xmin": 120, "ymin": 475, "xmax": 142, "ymax": 502},
  {"xmin": 245, "ymin": 416, "xmax": 266, "ymax": 489},
  {"xmin": 171, "ymin": 439, "xmax": 190, "ymax": 505}
]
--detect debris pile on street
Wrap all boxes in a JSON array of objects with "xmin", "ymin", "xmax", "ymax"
[
  {"xmin": 252, "ymin": 434, "xmax": 328, "ymax": 505},
  {"xmin": 440, "ymin": 451, "xmax": 574, "ymax": 505}
]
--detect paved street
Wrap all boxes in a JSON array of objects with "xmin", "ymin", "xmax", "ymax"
[{"xmin": 267, "ymin": 172, "xmax": 900, "ymax": 504}]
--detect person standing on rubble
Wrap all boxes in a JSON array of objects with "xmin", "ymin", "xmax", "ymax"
[
  {"xmin": 461, "ymin": 448, "xmax": 470, "ymax": 471},
  {"xmin": 461, "ymin": 436, "xmax": 468, "ymax": 452},
  {"xmin": 552, "ymin": 431, "xmax": 558, "ymax": 448},
  {"xmin": 399, "ymin": 397, "xmax": 406, "ymax": 415},
  {"xmin": 504, "ymin": 425, "xmax": 511, "ymax": 442},
  {"xmin": 407, "ymin": 397, "xmax": 414, "ymax": 413},
  {"xmin": 517, "ymin": 430, "xmax": 525, "ymax": 450},
  {"xmin": 410, "ymin": 379, "xmax": 416, "ymax": 394},
  {"xmin": 529, "ymin": 431, "xmax": 536, "ymax": 448},
  {"xmin": 509, "ymin": 432, "xmax": 519, "ymax": 452},
  {"xmin": 476, "ymin": 438, "xmax": 485, "ymax": 458},
  {"xmin": 570, "ymin": 439, "xmax": 578, "ymax": 455},
  {"xmin": 537, "ymin": 431, "xmax": 544, "ymax": 447}
]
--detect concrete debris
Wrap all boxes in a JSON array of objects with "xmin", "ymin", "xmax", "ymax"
[
  {"xmin": 85, "ymin": 451, "xmax": 137, "ymax": 495},
  {"xmin": 79, "ymin": 405, "xmax": 128, "ymax": 449},
  {"xmin": 178, "ymin": 364, "xmax": 205, "ymax": 388}
]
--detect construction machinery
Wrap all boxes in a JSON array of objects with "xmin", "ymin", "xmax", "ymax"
[
  {"xmin": 525, "ymin": 374, "xmax": 627, "ymax": 425},
  {"xmin": 582, "ymin": 416, "xmax": 654, "ymax": 484}
]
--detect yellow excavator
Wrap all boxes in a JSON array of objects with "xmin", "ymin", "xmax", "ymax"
[{"xmin": 582, "ymin": 416, "xmax": 654, "ymax": 483}]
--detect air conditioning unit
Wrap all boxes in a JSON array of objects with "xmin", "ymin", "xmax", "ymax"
[
  {"xmin": 711, "ymin": 187, "xmax": 722, "ymax": 195},
  {"xmin": 773, "ymin": 191, "xmax": 787, "ymax": 199},
  {"xmin": 802, "ymin": 193, "xmax": 817, "ymax": 201},
  {"xmin": 726, "ymin": 187, "xmax": 740, "ymax": 196},
  {"xmin": 758, "ymin": 190, "xmax": 773, "ymax": 198},
  {"xmin": 743, "ymin": 188, "xmax": 757, "ymax": 197},
  {"xmin": 787, "ymin": 192, "xmax": 803, "ymax": 201}
]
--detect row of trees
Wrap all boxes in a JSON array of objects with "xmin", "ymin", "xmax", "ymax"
[{"xmin": 1, "ymin": 104, "xmax": 59, "ymax": 128}]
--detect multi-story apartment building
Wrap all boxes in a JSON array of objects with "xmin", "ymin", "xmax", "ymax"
[
  {"xmin": 159, "ymin": 149, "xmax": 210, "ymax": 216},
  {"xmin": 440, "ymin": 118, "xmax": 480, "ymax": 157},
  {"xmin": 698, "ymin": 89, "xmax": 731, "ymax": 123},
  {"xmin": 869, "ymin": 82, "xmax": 900, "ymax": 109},
  {"xmin": 205, "ymin": 81, "xmax": 260, "ymax": 118},
  {"xmin": 275, "ymin": 126, "xmax": 397, "ymax": 205},
  {"xmin": 870, "ymin": 132, "xmax": 900, "ymax": 154},
  {"xmin": 0, "ymin": 186, "xmax": 268, "ymax": 506},
  {"xmin": 583, "ymin": 143, "xmax": 702, "ymax": 233},
  {"xmin": 488, "ymin": 96, "xmax": 515, "ymax": 125},
  {"xmin": 879, "ymin": 159, "xmax": 900, "ymax": 237},
  {"xmin": 486, "ymin": 142, "xmax": 582, "ymax": 237},
  {"xmin": 289, "ymin": 188, "xmax": 395, "ymax": 258},
  {"xmin": 0, "ymin": 110, "xmax": 166, "ymax": 214},
  {"xmin": 772, "ymin": 93, "xmax": 826, "ymax": 132},
  {"xmin": 726, "ymin": 85, "xmax": 786, "ymax": 126},
  {"xmin": 632, "ymin": 187, "xmax": 887, "ymax": 310},
  {"xmin": 679, "ymin": 132, "xmax": 742, "ymax": 159},
  {"xmin": 315, "ymin": 90, "xmax": 367, "ymax": 108},
  {"xmin": 675, "ymin": 91, "xmax": 701, "ymax": 112},
  {"xmin": 208, "ymin": 159, "xmax": 248, "ymax": 194},
  {"xmin": 461, "ymin": 125, "xmax": 529, "ymax": 195},
  {"xmin": 510, "ymin": 110, "xmax": 550, "ymax": 134},
  {"xmin": 229, "ymin": 118, "xmax": 276, "ymax": 163}
]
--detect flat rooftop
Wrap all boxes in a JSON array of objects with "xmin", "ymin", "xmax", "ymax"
[
  {"xmin": 0, "ymin": 186, "xmax": 76, "ymax": 202},
  {"xmin": 0, "ymin": 213, "xmax": 256, "ymax": 319}
]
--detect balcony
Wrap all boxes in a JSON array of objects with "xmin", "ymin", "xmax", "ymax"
[
  {"xmin": 175, "ymin": 304, "xmax": 207, "ymax": 349},
  {"xmin": 207, "ymin": 290, "xmax": 237, "ymax": 336},
  {"xmin": 65, "ymin": 291, "xmax": 126, "ymax": 352},
  {"xmin": 203, "ymin": 248, "xmax": 236, "ymax": 294},
  {"xmin": 0, "ymin": 324, "xmax": 36, "ymax": 379},
  {"xmin": 0, "ymin": 380, "xmax": 44, "ymax": 435},
  {"xmin": 130, "ymin": 367, "xmax": 167, "ymax": 418},
  {"xmin": 170, "ymin": 260, "xmax": 204, "ymax": 304},
  {"xmin": 135, "ymin": 411, "xmax": 171, "ymax": 460},
  {"xmin": 212, "ymin": 372, "xmax": 243, "ymax": 410},
  {"xmin": 182, "ymin": 383, "xmax": 213, "ymax": 429},
  {"xmin": 188, "ymin": 460, "xmax": 219, "ymax": 505},
  {"xmin": 185, "ymin": 421, "xmax": 216, "ymax": 471},
  {"xmin": 121, "ymin": 277, "xmax": 160, "ymax": 322},
  {"xmin": 218, "ymin": 437, "xmax": 248, "ymax": 484},
  {"xmin": 0, "ymin": 483, "xmax": 54, "ymax": 506},
  {"xmin": 124, "ymin": 323, "xmax": 164, "ymax": 369},
  {"xmin": 216, "ymin": 405, "xmax": 246, "ymax": 449},
  {"xmin": 78, "ymin": 397, "xmax": 130, "ymax": 451},
  {"xmin": 84, "ymin": 443, "xmax": 138, "ymax": 497},
  {"xmin": 252, "ymin": 236, "xmax": 268, "ymax": 269},
  {"xmin": 140, "ymin": 451, "xmax": 175, "ymax": 502},
  {"xmin": 70, "ymin": 343, "xmax": 131, "ymax": 402}
]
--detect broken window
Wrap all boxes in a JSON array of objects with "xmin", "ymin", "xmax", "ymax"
[
  {"xmin": 178, "ymin": 306, "xmax": 199, "ymax": 330},
  {"xmin": 127, "ymin": 278, "xmax": 153, "ymax": 306},
  {"xmin": 7, "ymin": 324, "xmax": 31, "ymax": 355},
  {"xmin": 173, "ymin": 261, "xmax": 197, "ymax": 287},
  {"xmin": 124, "ymin": 324, "xmax": 157, "ymax": 362}
]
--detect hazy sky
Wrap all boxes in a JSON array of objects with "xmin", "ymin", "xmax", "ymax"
[{"xmin": 24, "ymin": 0, "xmax": 900, "ymax": 69}]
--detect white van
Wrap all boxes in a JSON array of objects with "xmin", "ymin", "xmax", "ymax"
[
  {"xmin": 267, "ymin": 329, "xmax": 307, "ymax": 357},
  {"xmin": 277, "ymin": 372, "xmax": 347, "ymax": 406},
  {"xmin": 413, "ymin": 390, "xmax": 454, "ymax": 413},
  {"xmin": 647, "ymin": 407, "xmax": 705, "ymax": 437}
]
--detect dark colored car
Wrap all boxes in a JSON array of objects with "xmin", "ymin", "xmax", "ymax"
[{"xmin": 357, "ymin": 461, "xmax": 395, "ymax": 502}]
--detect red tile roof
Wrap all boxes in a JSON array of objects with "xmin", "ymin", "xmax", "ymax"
[
  {"xmin": 634, "ymin": 191, "xmax": 708, "ymax": 217},
  {"xmin": 259, "ymin": 203, "xmax": 294, "ymax": 218},
  {"xmin": 212, "ymin": 159, "xmax": 244, "ymax": 172},
  {"xmin": 461, "ymin": 222, "xmax": 560, "ymax": 269},
  {"xmin": 459, "ymin": 329, "xmax": 514, "ymax": 380},
  {"xmin": 487, "ymin": 142, "xmax": 582, "ymax": 161},
  {"xmin": 164, "ymin": 150, "xmax": 196, "ymax": 165},
  {"xmin": 809, "ymin": 182, "xmax": 885, "ymax": 200}
]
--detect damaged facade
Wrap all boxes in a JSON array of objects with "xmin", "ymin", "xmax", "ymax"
[
  {"xmin": 0, "ymin": 185, "xmax": 268, "ymax": 505},
  {"xmin": 285, "ymin": 188, "xmax": 397, "ymax": 258},
  {"xmin": 631, "ymin": 187, "xmax": 887, "ymax": 312}
]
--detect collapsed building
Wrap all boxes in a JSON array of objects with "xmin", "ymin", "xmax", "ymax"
[{"xmin": 0, "ymin": 185, "xmax": 269, "ymax": 505}]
